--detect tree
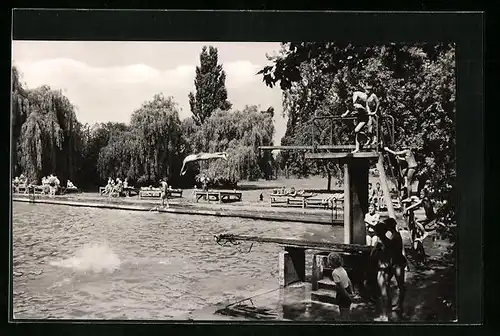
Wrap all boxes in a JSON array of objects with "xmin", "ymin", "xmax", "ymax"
[
  {"xmin": 181, "ymin": 106, "xmax": 275, "ymax": 186},
  {"xmin": 259, "ymin": 42, "xmax": 456, "ymax": 219},
  {"xmin": 84, "ymin": 122, "xmax": 130, "ymax": 187},
  {"xmin": 188, "ymin": 46, "xmax": 232, "ymax": 126},
  {"xmin": 97, "ymin": 94, "xmax": 183, "ymax": 186},
  {"xmin": 11, "ymin": 65, "xmax": 29, "ymax": 176},
  {"xmin": 14, "ymin": 81, "xmax": 85, "ymax": 185}
]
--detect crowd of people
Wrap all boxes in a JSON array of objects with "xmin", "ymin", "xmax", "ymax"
[
  {"xmin": 12, "ymin": 173, "xmax": 71, "ymax": 196},
  {"xmin": 101, "ymin": 177, "xmax": 130, "ymax": 197}
]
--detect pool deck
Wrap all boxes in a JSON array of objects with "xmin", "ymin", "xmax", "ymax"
[{"xmin": 12, "ymin": 192, "xmax": 351, "ymax": 225}]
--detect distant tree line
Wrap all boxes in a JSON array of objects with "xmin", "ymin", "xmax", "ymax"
[{"xmin": 11, "ymin": 45, "xmax": 276, "ymax": 190}]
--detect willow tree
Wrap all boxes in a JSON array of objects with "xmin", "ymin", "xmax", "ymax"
[
  {"xmin": 130, "ymin": 93, "xmax": 183, "ymax": 184},
  {"xmin": 97, "ymin": 127, "xmax": 140, "ymax": 182},
  {"xmin": 82, "ymin": 122, "xmax": 129, "ymax": 187},
  {"xmin": 11, "ymin": 65, "xmax": 29, "ymax": 176},
  {"xmin": 183, "ymin": 105, "xmax": 275, "ymax": 186},
  {"xmin": 12, "ymin": 71, "xmax": 84, "ymax": 184}
]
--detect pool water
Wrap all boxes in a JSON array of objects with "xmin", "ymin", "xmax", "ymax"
[{"xmin": 12, "ymin": 202, "xmax": 342, "ymax": 320}]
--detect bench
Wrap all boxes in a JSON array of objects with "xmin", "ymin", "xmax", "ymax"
[
  {"xmin": 195, "ymin": 190, "xmax": 242, "ymax": 203},
  {"xmin": 139, "ymin": 188, "xmax": 183, "ymax": 199},
  {"xmin": 100, "ymin": 186, "xmax": 140, "ymax": 197},
  {"xmin": 270, "ymin": 194, "xmax": 309, "ymax": 208},
  {"xmin": 270, "ymin": 191, "xmax": 344, "ymax": 210},
  {"xmin": 139, "ymin": 189, "xmax": 161, "ymax": 199}
]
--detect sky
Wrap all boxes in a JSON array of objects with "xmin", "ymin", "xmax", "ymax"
[{"xmin": 12, "ymin": 41, "xmax": 287, "ymax": 144}]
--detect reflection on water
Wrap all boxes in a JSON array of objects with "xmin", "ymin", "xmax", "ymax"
[{"xmin": 12, "ymin": 202, "xmax": 342, "ymax": 320}]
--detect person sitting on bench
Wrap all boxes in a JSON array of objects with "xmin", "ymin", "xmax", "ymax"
[{"xmin": 67, "ymin": 180, "xmax": 77, "ymax": 189}]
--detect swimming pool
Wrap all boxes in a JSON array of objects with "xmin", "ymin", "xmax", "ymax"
[{"xmin": 12, "ymin": 202, "xmax": 342, "ymax": 320}]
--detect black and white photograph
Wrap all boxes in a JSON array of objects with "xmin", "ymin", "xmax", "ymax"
[{"xmin": 10, "ymin": 11, "xmax": 470, "ymax": 324}]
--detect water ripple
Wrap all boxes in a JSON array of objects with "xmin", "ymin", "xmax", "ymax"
[{"xmin": 13, "ymin": 202, "xmax": 342, "ymax": 320}]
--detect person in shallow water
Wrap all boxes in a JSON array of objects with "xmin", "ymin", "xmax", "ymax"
[{"xmin": 160, "ymin": 178, "xmax": 169, "ymax": 208}]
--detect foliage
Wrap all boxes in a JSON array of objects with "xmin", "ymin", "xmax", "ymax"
[
  {"xmin": 11, "ymin": 67, "xmax": 85, "ymax": 185},
  {"xmin": 182, "ymin": 106, "xmax": 275, "ymax": 186},
  {"xmin": 97, "ymin": 94, "xmax": 184, "ymax": 186},
  {"xmin": 79, "ymin": 122, "xmax": 129, "ymax": 188},
  {"xmin": 259, "ymin": 42, "xmax": 456, "ymax": 221},
  {"xmin": 188, "ymin": 46, "xmax": 232, "ymax": 126}
]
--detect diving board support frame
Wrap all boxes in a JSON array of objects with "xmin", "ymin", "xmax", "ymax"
[
  {"xmin": 279, "ymin": 247, "xmax": 306, "ymax": 287},
  {"xmin": 343, "ymin": 158, "xmax": 370, "ymax": 245}
]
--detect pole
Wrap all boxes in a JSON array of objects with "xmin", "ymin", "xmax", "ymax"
[
  {"xmin": 376, "ymin": 153, "xmax": 396, "ymax": 219},
  {"xmin": 343, "ymin": 163, "xmax": 351, "ymax": 244}
]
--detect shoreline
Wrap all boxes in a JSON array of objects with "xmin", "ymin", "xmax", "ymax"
[{"xmin": 12, "ymin": 193, "xmax": 345, "ymax": 226}]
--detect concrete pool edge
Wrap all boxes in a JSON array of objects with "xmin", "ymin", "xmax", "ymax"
[{"xmin": 12, "ymin": 196, "xmax": 342, "ymax": 225}]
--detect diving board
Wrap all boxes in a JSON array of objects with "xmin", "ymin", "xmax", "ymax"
[
  {"xmin": 305, "ymin": 151, "xmax": 379, "ymax": 160},
  {"xmin": 215, "ymin": 234, "xmax": 372, "ymax": 254},
  {"xmin": 259, "ymin": 145, "xmax": 377, "ymax": 151}
]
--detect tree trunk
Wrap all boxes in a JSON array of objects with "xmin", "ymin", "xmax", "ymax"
[{"xmin": 327, "ymin": 172, "xmax": 332, "ymax": 191}]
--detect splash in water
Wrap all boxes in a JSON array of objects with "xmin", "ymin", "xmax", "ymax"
[{"xmin": 50, "ymin": 242, "xmax": 121, "ymax": 273}]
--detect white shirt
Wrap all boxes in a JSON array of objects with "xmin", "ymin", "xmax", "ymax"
[
  {"xmin": 332, "ymin": 267, "xmax": 350, "ymax": 289},
  {"xmin": 365, "ymin": 212, "xmax": 380, "ymax": 232}
]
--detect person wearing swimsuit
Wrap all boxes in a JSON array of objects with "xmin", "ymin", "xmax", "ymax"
[
  {"xmin": 404, "ymin": 189, "xmax": 434, "ymax": 241},
  {"xmin": 327, "ymin": 252, "xmax": 354, "ymax": 320},
  {"xmin": 365, "ymin": 85, "xmax": 380, "ymax": 146},
  {"xmin": 342, "ymin": 84, "xmax": 379, "ymax": 153},
  {"xmin": 160, "ymin": 178, "xmax": 169, "ymax": 208},
  {"xmin": 365, "ymin": 203, "xmax": 380, "ymax": 246},
  {"xmin": 384, "ymin": 146, "xmax": 418, "ymax": 201},
  {"xmin": 372, "ymin": 218, "xmax": 407, "ymax": 321}
]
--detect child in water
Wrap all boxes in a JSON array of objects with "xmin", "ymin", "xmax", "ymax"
[{"xmin": 327, "ymin": 252, "xmax": 354, "ymax": 320}]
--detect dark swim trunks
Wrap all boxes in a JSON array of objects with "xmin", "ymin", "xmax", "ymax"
[
  {"xmin": 355, "ymin": 109, "xmax": 369, "ymax": 123},
  {"xmin": 336, "ymin": 285, "xmax": 353, "ymax": 308},
  {"xmin": 366, "ymin": 229, "xmax": 376, "ymax": 238}
]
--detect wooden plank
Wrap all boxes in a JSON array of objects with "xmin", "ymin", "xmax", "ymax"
[
  {"xmin": 305, "ymin": 152, "xmax": 379, "ymax": 160},
  {"xmin": 215, "ymin": 234, "xmax": 372, "ymax": 253},
  {"xmin": 376, "ymin": 153, "xmax": 396, "ymax": 219},
  {"xmin": 139, "ymin": 189, "xmax": 162, "ymax": 199},
  {"xmin": 343, "ymin": 163, "xmax": 351, "ymax": 244},
  {"xmin": 259, "ymin": 145, "xmax": 357, "ymax": 151}
]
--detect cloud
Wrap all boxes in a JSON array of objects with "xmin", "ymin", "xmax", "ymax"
[
  {"xmin": 13, "ymin": 57, "xmax": 285, "ymax": 143},
  {"xmin": 224, "ymin": 60, "xmax": 262, "ymax": 88},
  {"xmin": 15, "ymin": 58, "xmax": 196, "ymax": 87}
]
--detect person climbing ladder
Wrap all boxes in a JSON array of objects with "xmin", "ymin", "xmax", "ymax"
[
  {"xmin": 341, "ymin": 83, "xmax": 380, "ymax": 153},
  {"xmin": 383, "ymin": 145, "xmax": 418, "ymax": 201}
]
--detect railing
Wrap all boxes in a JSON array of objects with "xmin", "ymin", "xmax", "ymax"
[{"xmin": 310, "ymin": 113, "xmax": 395, "ymax": 153}]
